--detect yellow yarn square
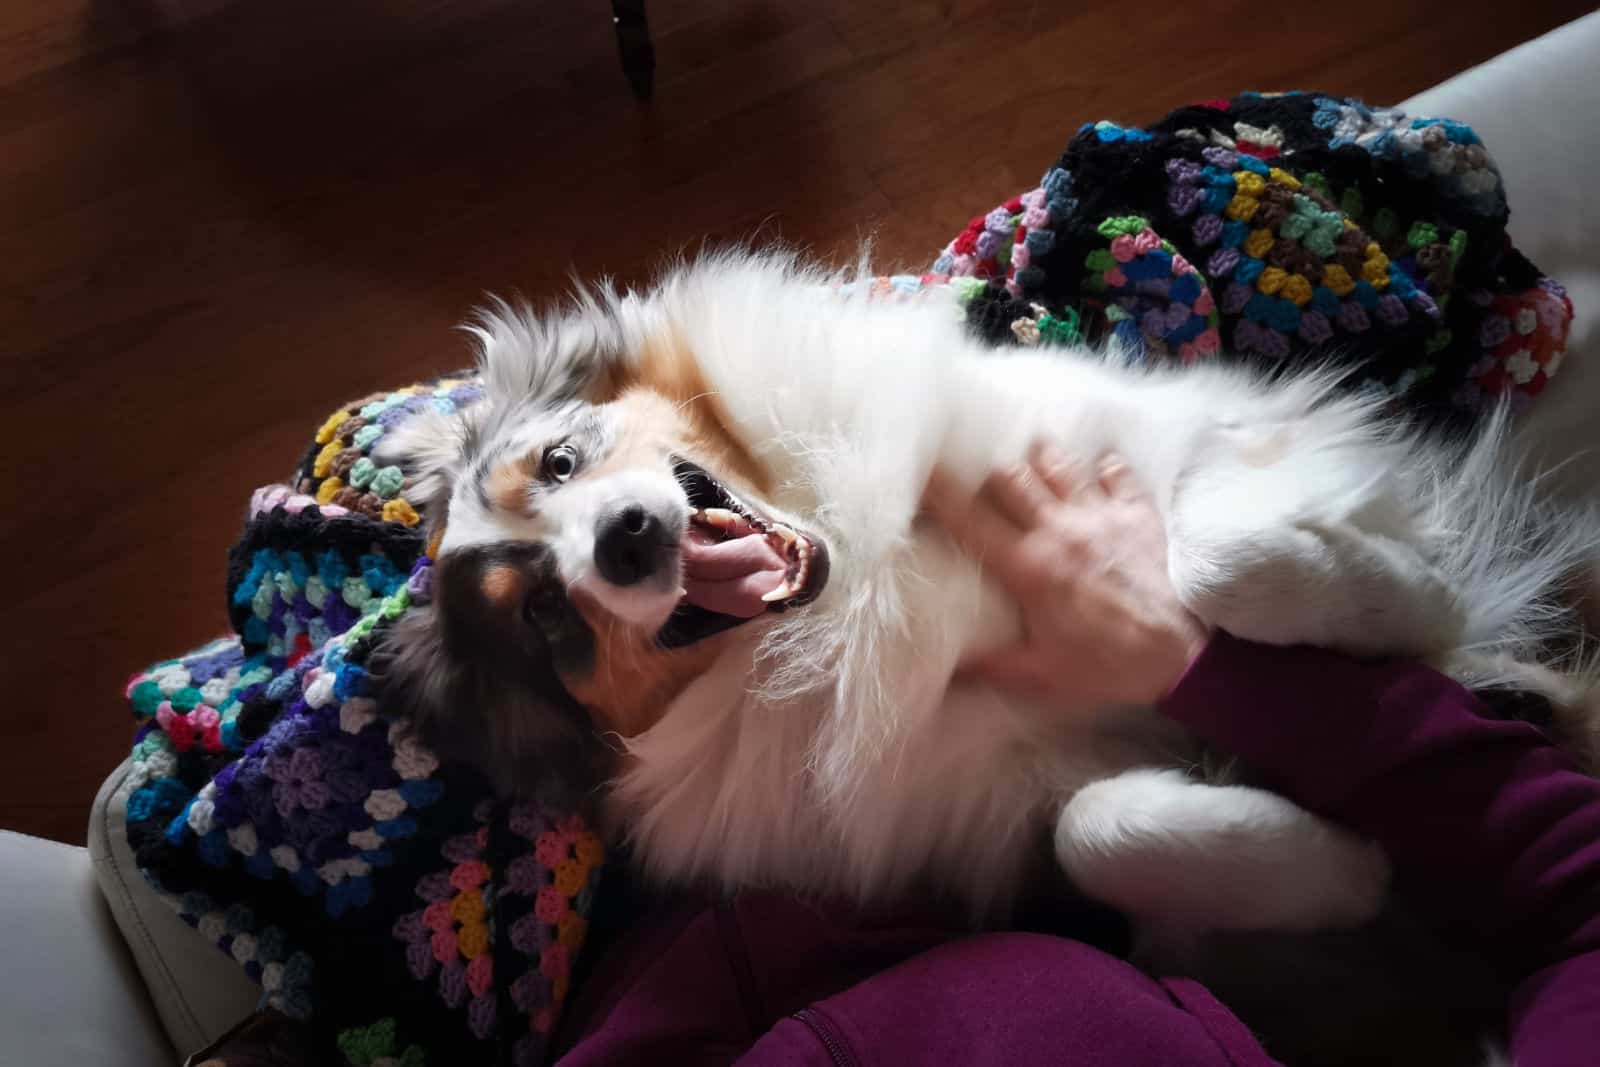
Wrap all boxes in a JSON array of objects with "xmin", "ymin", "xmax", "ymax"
[
  {"xmin": 312, "ymin": 441, "xmax": 343, "ymax": 479},
  {"xmin": 1233, "ymin": 171, "xmax": 1266, "ymax": 197},
  {"xmin": 1268, "ymin": 168, "xmax": 1301, "ymax": 190},
  {"xmin": 1322, "ymin": 264, "xmax": 1356, "ymax": 296},
  {"xmin": 382, "ymin": 499, "xmax": 421, "ymax": 527},
  {"xmin": 314, "ymin": 410, "xmax": 350, "ymax": 447},
  {"xmin": 1244, "ymin": 228, "xmax": 1275, "ymax": 259},
  {"xmin": 315, "ymin": 477, "xmax": 344, "ymax": 505},
  {"xmin": 1225, "ymin": 194, "xmax": 1260, "ymax": 222},
  {"xmin": 457, "ymin": 921, "xmax": 489, "ymax": 960},
  {"xmin": 558, "ymin": 913, "xmax": 588, "ymax": 951},
  {"xmin": 451, "ymin": 891, "xmax": 486, "ymax": 925},
  {"xmin": 1256, "ymin": 267, "xmax": 1288, "ymax": 295}
]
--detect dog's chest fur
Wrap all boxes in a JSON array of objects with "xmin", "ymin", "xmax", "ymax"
[{"xmin": 603, "ymin": 289, "xmax": 1333, "ymax": 909}]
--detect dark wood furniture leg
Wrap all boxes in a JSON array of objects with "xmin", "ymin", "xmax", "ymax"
[{"xmin": 611, "ymin": 0, "xmax": 655, "ymax": 100}]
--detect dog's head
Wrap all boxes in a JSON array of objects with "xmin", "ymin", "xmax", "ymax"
[{"xmin": 370, "ymin": 279, "xmax": 832, "ymax": 796}]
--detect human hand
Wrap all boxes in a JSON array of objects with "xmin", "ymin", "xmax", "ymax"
[{"xmin": 925, "ymin": 442, "xmax": 1211, "ymax": 707}]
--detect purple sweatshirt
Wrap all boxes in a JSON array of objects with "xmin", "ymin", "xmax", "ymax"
[{"xmin": 553, "ymin": 635, "xmax": 1600, "ymax": 1066}]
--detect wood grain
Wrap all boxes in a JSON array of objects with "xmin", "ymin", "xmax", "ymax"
[{"xmin": 2, "ymin": 0, "xmax": 1592, "ymax": 842}]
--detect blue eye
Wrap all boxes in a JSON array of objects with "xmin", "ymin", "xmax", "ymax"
[{"xmin": 543, "ymin": 444, "xmax": 578, "ymax": 482}]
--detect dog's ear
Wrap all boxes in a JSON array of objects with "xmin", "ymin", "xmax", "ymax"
[
  {"xmin": 468, "ymin": 288, "xmax": 627, "ymax": 410},
  {"xmin": 372, "ymin": 401, "xmax": 489, "ymax": 530},
  {"xmin": 367, "ymin": 548, "xmax": 609, "ymax": 807},
  {"xmin": 375, "ymin": 286, "xmax": 631, "ymax": 530}
]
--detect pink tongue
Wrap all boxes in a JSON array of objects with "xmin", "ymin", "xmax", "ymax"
[{"xmin": 681, "ymin": 532, "xmax": 788, "ymax": 618}]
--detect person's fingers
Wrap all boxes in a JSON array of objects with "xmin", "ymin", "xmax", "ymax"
[
  {"xmin": 1031, "ymin": 440, "xmax": 1087, "ymax": 501},
  {"xmin": 981, "ymin": 460, "xmax": 1054, "ymax": 529},
  {"xmin": 1097, "ymin": 454, "xmax": 1142, "ymax": 500},
  {"xmin": 925, "ymin": 467, "xmax": 1029, "ymax": 578}
]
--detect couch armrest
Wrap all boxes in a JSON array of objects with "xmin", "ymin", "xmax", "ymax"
[
  {"xmin": 0, "ymin": 830, "xmax": 177, "ymax": 1065},
  {"xmin": 88, "ymin": 758, "xmax": 260, "ymax": 1058}
]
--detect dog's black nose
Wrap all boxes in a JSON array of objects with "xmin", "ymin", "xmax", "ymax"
[{"xmin": 594, "ymin": 504, "xmax": 675, "ymax": 586}]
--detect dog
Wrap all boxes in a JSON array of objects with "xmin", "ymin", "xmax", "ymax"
[{"xmin": 372, "ymin": 248, "xmax": 1598, "ymax": 947}]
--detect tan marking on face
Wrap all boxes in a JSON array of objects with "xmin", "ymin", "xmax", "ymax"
[
  {"xmin": 583, "ymin": 359, "xmax": 631, "ymax": 406},
  {"xmin": 581, "ymin": 389, "xmax": 688, "ymax": 485},
  {"xmin": 479, "ymin": 564, "xmax": 524, "ymax": 608},
  {"xmin": 462, "ymin": 320, "xmax": 775, "ymax": 740},
  {"xmin": 560, "ymin": 590, "xmax": 731, "ymax": 737},
  {"xmin": 487, "ymin": 454, "xmax": 540, "ymax": 515},
  {"xmin": 627, "ymin": 326, "xmax": 771, "ymax": 495}
]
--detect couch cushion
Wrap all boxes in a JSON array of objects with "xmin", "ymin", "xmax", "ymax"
[
  {"xmin": 88, "ymin": 758, "xmax": 260, "ymax": 1058},
  {"xmin": 0, "ymin": 829, "xmax": 176, "ymax": 1065}
]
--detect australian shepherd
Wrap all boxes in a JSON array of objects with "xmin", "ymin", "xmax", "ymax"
[{"xmin": 372, "ymin": 249, "xmax": 1598, "ymax": 947}]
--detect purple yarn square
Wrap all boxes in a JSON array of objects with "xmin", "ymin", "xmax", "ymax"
[
  {"xmin": 1377, "ymin": 294, "xmax": 1409, "ymax": 326},
  {"xmin": 1221, "ymin": 283, "xmax": 1253, "ymax": 315},
  {"xmin": 1168, "ymin": 184, "xmax": 1204, "ymax": 217},
  {"xmin": 1208, "ymin": 249, "xmax": 1240, "ymax": 278},
  {"xmin": 1164, "ymin": 158, "xmax": 1201, "ymax": 184}
]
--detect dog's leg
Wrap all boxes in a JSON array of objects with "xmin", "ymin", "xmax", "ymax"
[
  {"xmin": 1054, "ymin": 768, "xmax": 1390, "ymax": 932},
  {"xmin": 1166, "ymin": 424, "xmax": 1467, "ymax": 657}
]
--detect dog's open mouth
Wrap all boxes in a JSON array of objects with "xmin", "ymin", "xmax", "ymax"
[{"xmin": 661, "ymin": 458, "xmax": 829, "ymax": 646}]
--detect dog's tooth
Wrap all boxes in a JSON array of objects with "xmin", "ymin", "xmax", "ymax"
[
  {"xmin": 769, "ymin": 524, "xmax": 797, "ymax": 548},
  {"xmin": 703, "ymin": 508, "xmax": 739, "ymax": 529},
  {"xmin": 761, "ymin": 579, "xmax": 795, "ymax": 603}
]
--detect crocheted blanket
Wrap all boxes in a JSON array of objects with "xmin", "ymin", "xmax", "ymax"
[
  {"xmin": 934, "ymin": 92, "xmax": 1571, "ymax": 417},
  {"xmin": 121, "ymin": 93, "xmax": 1572, "ymax": 1067}
]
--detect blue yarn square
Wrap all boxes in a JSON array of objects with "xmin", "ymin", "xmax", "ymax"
[
  {"xmin": 1267, "ymin": 299, "xmax": 1302, "ymax": 332},
  {"xmin": 198, "ymin": 830, "xmax": 231, "ymax": 869},
  {"xmin": 1170, "ymin": 274, "xmax": 1203, "ymax": 305},
  {"xmin": 1244, "ymin": 292, "xmax": 1277, "ymax": 323},
  {"xmin": 325, "ymin": 876, "xmax": 372, "ymax": 919},
  {"xmin": 1167, "ymin": 316, "xmax": 1207, "ymax": 344},
  {"xmin": 1235, "ymin": 257, "xmax": 1265, "ymax": 285},
  {"xmin": 399, "ymin": 779, "xmax": 446, "ymax": 810},
  {"xmin": 1122, "ymin": 251, "xmax": 1172, "ymax": 283}
]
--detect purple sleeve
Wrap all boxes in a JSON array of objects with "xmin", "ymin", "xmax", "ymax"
[
  {"xmin": 555, "ymin": 892, "xmax": 1277, "ymax": 1066},
  {"xmin": 1160, "ymin": 633, "xmax": 1600, "ymax": 1067},
  {"xmin": 736, "ymin": 934, "xmax": 1270, "ymax": 1067}
]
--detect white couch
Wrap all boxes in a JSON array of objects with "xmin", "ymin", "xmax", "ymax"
[{"xmin": 5, "ymin": 13, "xmax": 1598, "ymax": 1062}]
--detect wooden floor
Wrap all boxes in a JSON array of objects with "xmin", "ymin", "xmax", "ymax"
[{"xmin": 3, "ymin": 0, "xmax": 1592, "ymax": 843}]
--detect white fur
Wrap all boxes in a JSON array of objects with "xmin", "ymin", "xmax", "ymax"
[{"xmin": 463, "ymin": 250, "xmax": 1598, "ymax": 933}]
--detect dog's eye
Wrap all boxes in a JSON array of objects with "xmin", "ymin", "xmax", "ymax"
[{"xmin": 543, "ymin": 444, "xmax": 578, "ymax": 483}]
